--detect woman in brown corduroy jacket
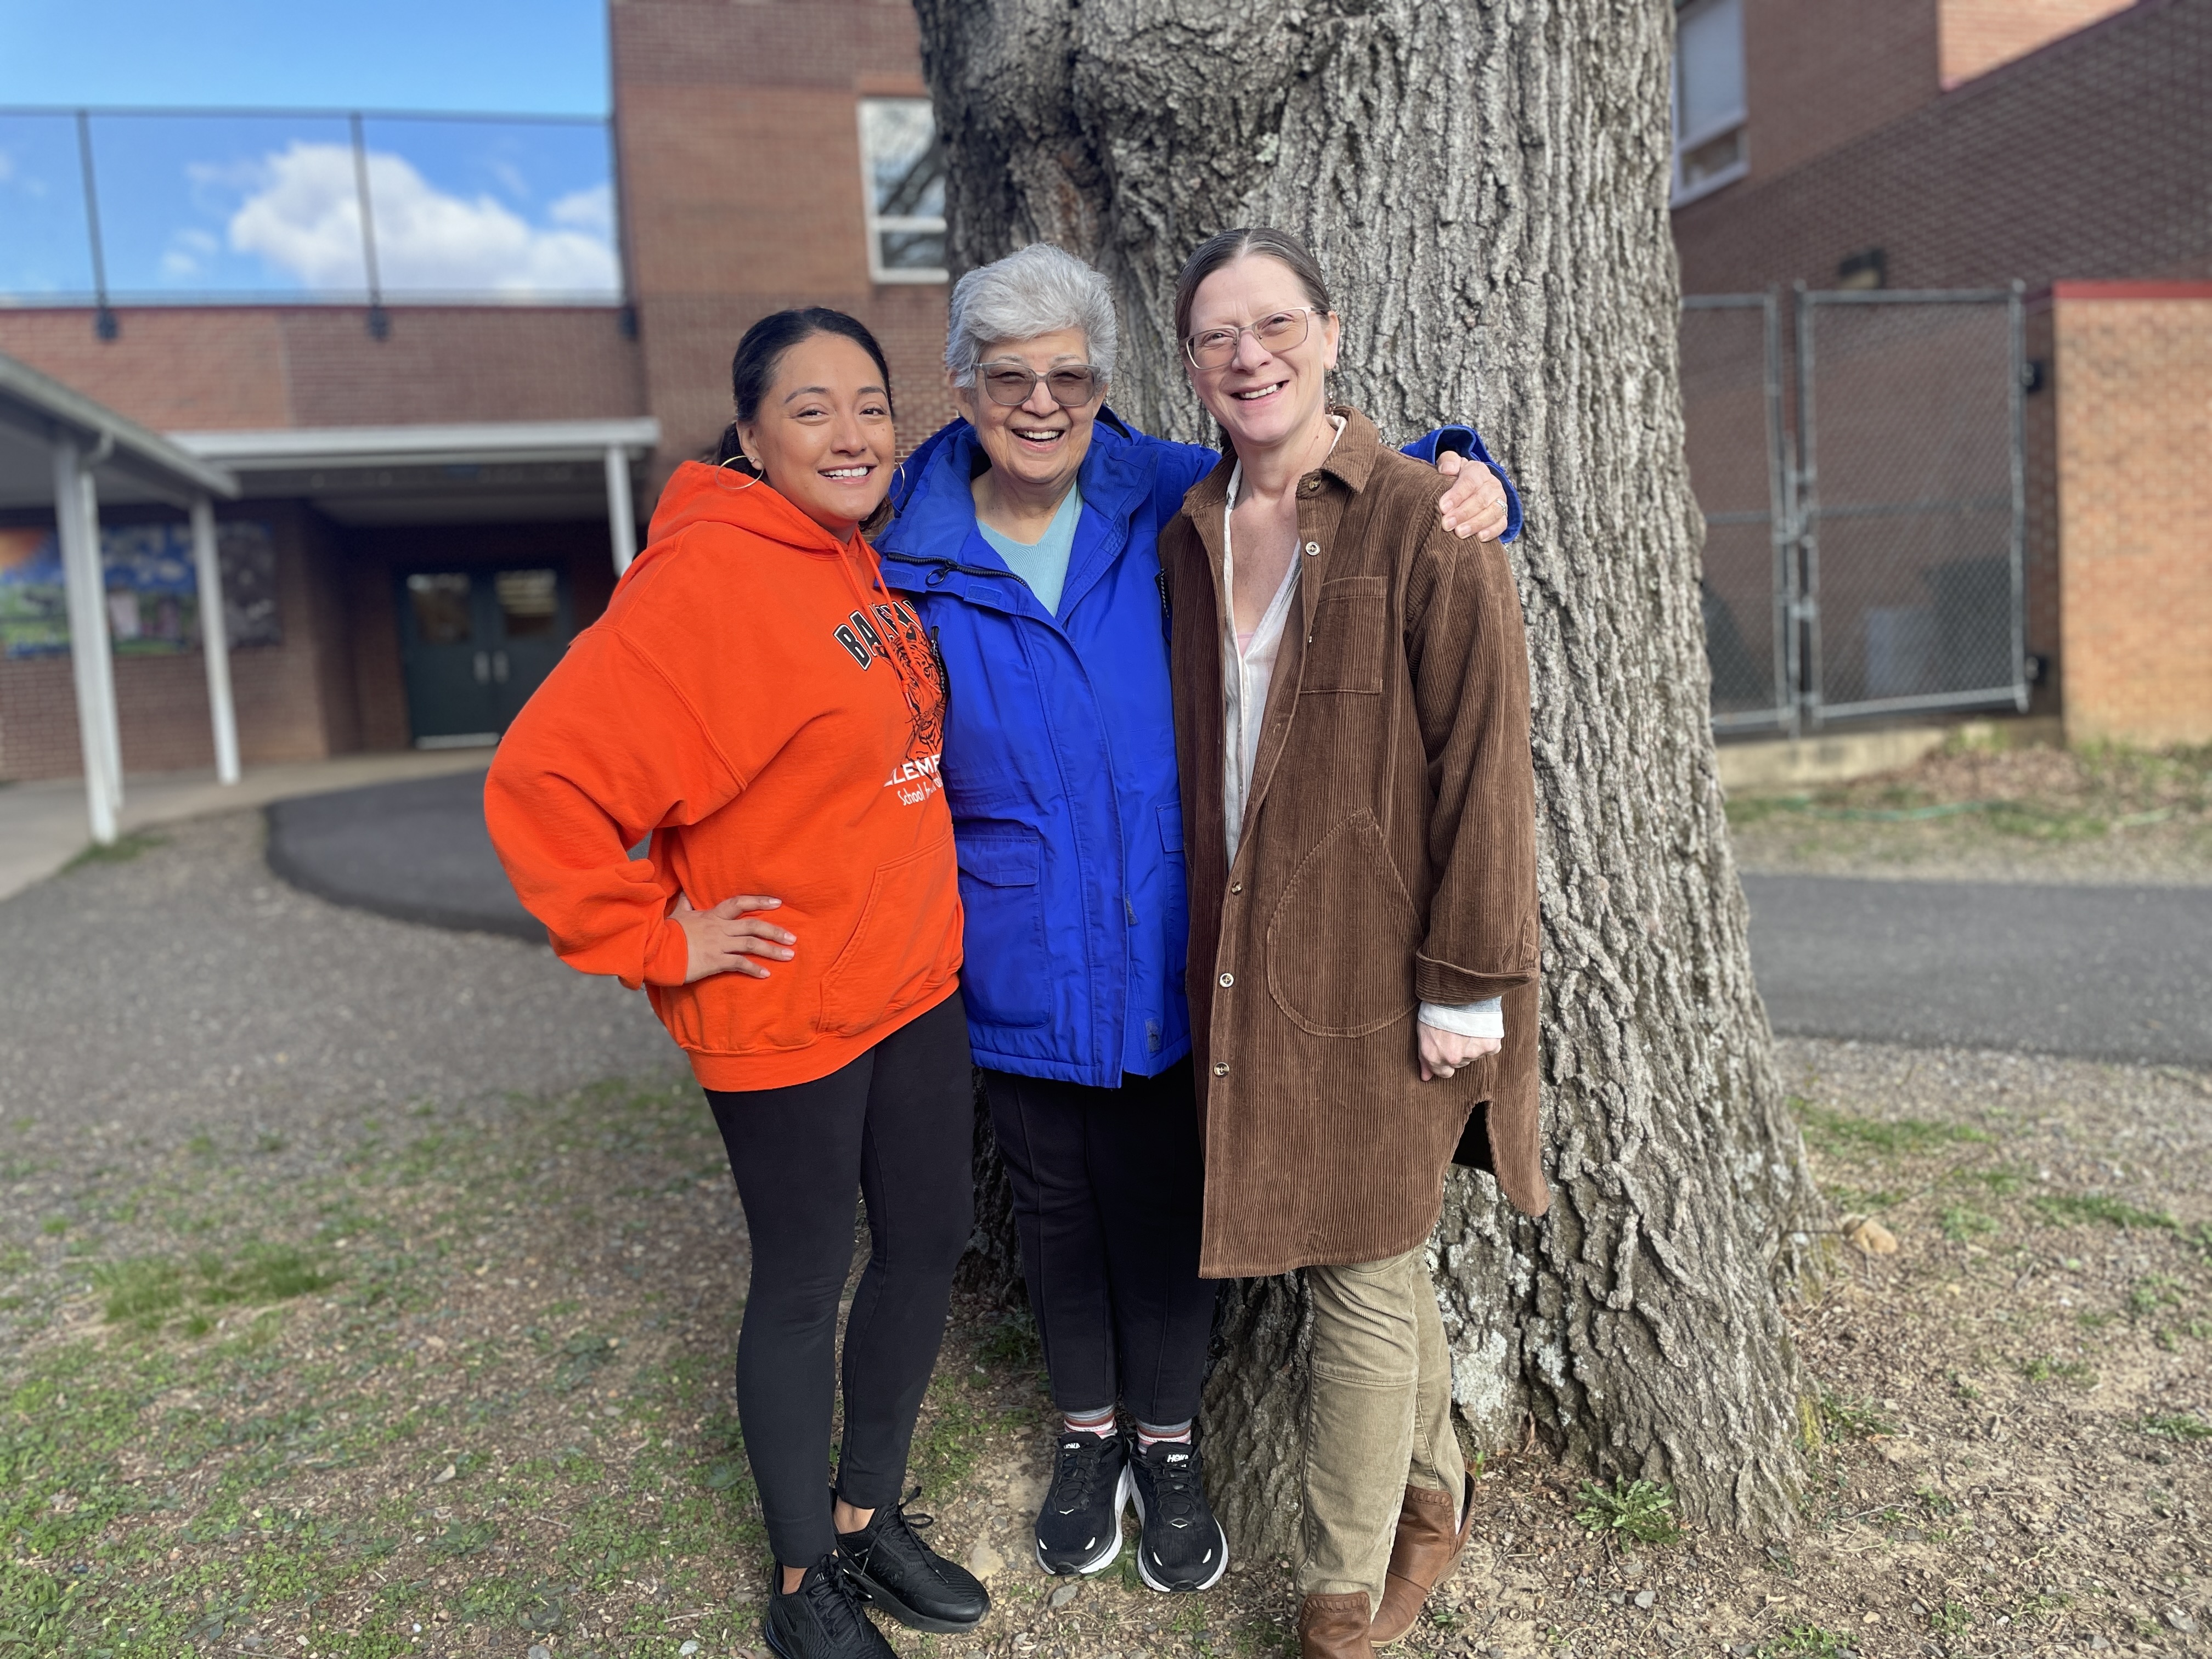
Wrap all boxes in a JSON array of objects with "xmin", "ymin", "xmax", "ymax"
[{"xmin": 1159, "ymin": 228, "xmax": 1546, "ymax": 1659}]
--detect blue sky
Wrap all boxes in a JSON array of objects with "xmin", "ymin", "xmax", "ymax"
[
  {"xmin": 0, "ymin": 0, "xmax": 609, "ymax": 115},
  {"xmin": 0, "ymin": 3, "xmax": 617, "ymax": 300}
]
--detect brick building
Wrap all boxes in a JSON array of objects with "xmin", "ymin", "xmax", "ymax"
[
  {"xmin": 3, "ymin": 0, "xmax": 2205, "ymax": 787},
  {"xmin": 1671, "ymin": 0, "xmax": 2212, "ymax": 744},
  {"xmin": 0, "ymin": 0, "xmax": 953, "ymax": 784}
]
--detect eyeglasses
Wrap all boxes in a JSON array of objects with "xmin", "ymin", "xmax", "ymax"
[
  {"xmin": 1183, "ymin": 307, "xmax": 1327, "ymax": 370},
  {"xmin": 977, "ymin": 363, "xmax": 1105, "ymax": 407}
]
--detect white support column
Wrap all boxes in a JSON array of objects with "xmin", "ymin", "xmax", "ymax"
[
  {"xmin": 51, "ymin": 436, "xmax": 120, "ymax": 844},
  {"xmin": 190, "ymin": 495, "xmax": 241, "ymax": 785},
  {"xmin": 79, "ymin": 464, "xmax": 124, "ymax": 812},
  {"xmin": 605, "ymin": 443, "xmax": 637, "ymax": 576}
]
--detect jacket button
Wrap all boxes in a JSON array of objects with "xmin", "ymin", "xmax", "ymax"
[
  {"xmin": 1303, "ymin": 541, "xmax": 1321, "ymax": 556},
  {"xmin": 1213, "ymin": 1062, "xmax": 1229, "ymax": 1077},
  {"xmin": 1218, "ymin": 972, "xmax": 1234, "ymax": 988},
  {"xmin": 1229, "ymin": 881, "xmax": 1243, "ymax": 895}
]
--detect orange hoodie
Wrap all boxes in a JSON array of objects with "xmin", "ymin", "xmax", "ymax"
[{"xmin": 484, "ymin": 461, "xmax": 962, "ymax": 1091}]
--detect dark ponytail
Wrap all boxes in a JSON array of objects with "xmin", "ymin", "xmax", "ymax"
[{"xmin": 712, "ymin": 307, "xmax": 896, "ymax": 474}]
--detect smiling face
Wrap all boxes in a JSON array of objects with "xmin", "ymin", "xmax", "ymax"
[
  {"xmin": 1182, "ymin": 255, "xmax": 1341, "ymax": 458},
  {"xmin": 950, "ymin": 327, "xmax": 1103, "ymax": 501},
  {"xmin": 733, "ymin": 332, "xmax": 895, "ymax": 542}
]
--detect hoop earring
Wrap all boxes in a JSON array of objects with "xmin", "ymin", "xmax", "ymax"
[{"xmin": 719, "ymin": 454, "xmax": 759, "ymax": 490}]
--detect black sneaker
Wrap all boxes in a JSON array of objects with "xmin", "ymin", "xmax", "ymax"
[
  {"xmin": 764, "ymin": 1554, "xmax": 896, "ymax": 1659},
  {"xmin": 837, "ymin": 1489, "xmax": 989, "ymax": 1633},
  {"xmin": 1126, "ymin": 1435, "xmax": 1228, "ymax": 1592},
  {"xmin": 1034, "ymin": 1427, "xmax": 1132, "ymax": 1575}
]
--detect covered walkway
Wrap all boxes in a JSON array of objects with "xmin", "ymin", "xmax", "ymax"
[{"xmin": 0, "ymin": 350, "xmax": 244, "ymax": 845}]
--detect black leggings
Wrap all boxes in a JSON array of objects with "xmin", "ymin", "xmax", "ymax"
[
  {"xmin": 983, "ymin": 1058, "xmax": 1218, "ymax": 1427},
  {"xmin": 707, "ymin": 991, "xmax": 974, "ymax": 1567}
]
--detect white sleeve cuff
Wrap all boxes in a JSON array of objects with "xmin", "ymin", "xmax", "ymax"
[{"xmin": 1418, "ymin": 998, "xmax": 1503, "ymax": 1040}]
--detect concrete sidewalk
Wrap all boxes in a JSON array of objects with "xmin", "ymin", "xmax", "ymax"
[{"xmin": 0, "ymin": 749, "xmax": 495, "ymax": 904}]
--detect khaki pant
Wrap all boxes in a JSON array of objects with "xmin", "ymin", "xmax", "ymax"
[{"xmin": 1298, "ymin": 1249, "xmax": 1463, "ymax": 1613}]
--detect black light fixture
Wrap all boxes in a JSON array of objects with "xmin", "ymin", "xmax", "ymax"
[{"xmin": 1835, "ymin": 247, "xmax": 1887, "ymax": 290}]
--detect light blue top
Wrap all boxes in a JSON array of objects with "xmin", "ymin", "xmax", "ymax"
[{"xmin": 975, "ymin": 479, "xmax": 1082, "ymax": 616}]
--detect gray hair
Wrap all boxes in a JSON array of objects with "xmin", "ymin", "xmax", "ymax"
[{"xmin": 944, "ymin": 243, "xmax": 1119, "ymax": 388}]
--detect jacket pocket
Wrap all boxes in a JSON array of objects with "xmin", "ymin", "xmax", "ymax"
[
  {"xmin": 1300, "ymin": 576, "xmax": 1387, "ymax": 695},
  {"xmin": 819, "ymin": 828, "xmax": 960, "ymax": 1037},
  {"xmin": 953, "ymin": 827, "xmax": 1051, "ymax": 1029},
  {"xmin": 1265, "ymin": 809, "xmax": 1419, "ymax": 1037}
]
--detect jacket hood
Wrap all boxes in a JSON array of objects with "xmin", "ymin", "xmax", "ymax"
[
  {"xmin": 876, "ymin": 408, "xmax": 1147, "ymax": 573},
  {"xmin": 632, "ymin": 459, "xmax": 854, "ymax": 580}
]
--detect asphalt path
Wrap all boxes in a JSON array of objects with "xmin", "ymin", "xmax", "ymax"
[
  {"xmin": 257, "ymin": 770, "xmax": 2212, "ymax": 1068},
  {"xmin": 1741, "ymin": 872, "xmax": 2212, "ymax": 1066}
]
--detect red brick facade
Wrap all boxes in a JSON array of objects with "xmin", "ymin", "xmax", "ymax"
[
  {"xmin": 2052, "ymin": 286, "xmax": 2212, "ymax": 746},
  {"xmin": 0, "ymin": 307, "xmax": 645, "ymax": 433},
  {"xmin": 0, "ymin": 0, "xmax": 963, "ymax": 781},
  {"xmin": 1675, "ymin": 0, "xmax": 2212, "ymax": 296},
  {"xmin": 612, "ymin": 0, "xmax": 956, "ymax": 482}
]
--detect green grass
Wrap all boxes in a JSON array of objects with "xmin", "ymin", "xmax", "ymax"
[
  {"xmin": 1929, "ymin": 1601, "xmax": 1973, "ymax": 1636},
  {"xmin": 1815, "ymin": 1388, "xmax": 1899, "ymax": 1440},
  {"xmin": 1793, "ymin": 1101, "xmax": 1988, "ymax": 1158},
  {"xmin": 60, "ymin": 830, "xmax": 167, "ymax": 872},
  {"xmin": 1939, "ymin": 1205, "xmax": 1999, "ymax": 1243},
  {"xmin": 1571, "ymin": 1479, "xmax": 1680, "ymax": 1546},
  {"xmin": 1759, "ymin": 1626, "xmax": 1852, "ymax": 1658},
  {"xmin": 2018, "ymin": 1356, "xmax": 2097, "ymax": 1386},
  {"xmin": 2032, "ymin": 1193, "xmax": 2177, "ymax": 1231},
  {"xmin": 2141, "ymin": 1412, "xmax": 2212, "ymax": 1441}
]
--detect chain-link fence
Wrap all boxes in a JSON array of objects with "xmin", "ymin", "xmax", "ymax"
[{"xmin": 1683, "ymin": 285, "xmax": 2029, "ymax": 735}]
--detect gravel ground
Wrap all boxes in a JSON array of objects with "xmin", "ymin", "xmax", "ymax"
[
  {"xmin": 0, "ymin": 809, "xmax": 677, "ymax": 1154},
  {"xmin": 5, "ymin": 799, "xmax": 2209, "ymax": 1658}
]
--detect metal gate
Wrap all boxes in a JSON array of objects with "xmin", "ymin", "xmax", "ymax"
[{"xmin": 1681, "ymin": 285, "xmax": 2030, "ymax": 735}]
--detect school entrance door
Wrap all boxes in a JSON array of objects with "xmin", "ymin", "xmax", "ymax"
[{"xmin": 396, "ymin": 567, "xmax": 573, "ymax": 746}]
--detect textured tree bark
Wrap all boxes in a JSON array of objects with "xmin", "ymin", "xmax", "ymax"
[{"xmin": 915, "ymin": 0, "xmax": 1824, "ymax": 1547}]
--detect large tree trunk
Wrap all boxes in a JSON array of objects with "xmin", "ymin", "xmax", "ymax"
[{"xmin": 915, "ymin": 0, "xmax": 1823, "ymax": 1545}]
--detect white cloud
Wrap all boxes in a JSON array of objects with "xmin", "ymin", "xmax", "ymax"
[
  {"xmin": 160, "ymin": 227, "xmax": 219, "ymax": 280},
  {"xmin": 225, "ymin": 141, "xmax": 619, "ymax": 296}
]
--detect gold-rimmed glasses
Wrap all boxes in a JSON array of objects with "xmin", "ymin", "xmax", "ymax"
[{"xmin": 1183, "ymin": 306, "xmax": 1328, "ymax": 370}]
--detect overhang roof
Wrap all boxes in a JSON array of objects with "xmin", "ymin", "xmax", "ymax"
[
  {"xmin": 169, "ymin": 417, "xmax": 662, "ymax": 471},
  {"xmin": 165, "ymin": 417, "xmax": 664, "ymax": 527},
  {"xmin": 0, "ymin": 349, "xmax": 241, "ymax": 510}
]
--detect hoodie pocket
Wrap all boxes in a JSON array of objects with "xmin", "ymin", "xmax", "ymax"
[
  {"xmin": 819, "ymin": 827, "xmax": 961, "ymax": 1038},
  {"xmin": 953, "ymin": 828, "xmax": 1050, "ymax": 1029}
]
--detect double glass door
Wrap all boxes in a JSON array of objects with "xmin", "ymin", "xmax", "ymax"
[{"xmin": 397, "ymin": 567, "xmax": 572, "ymax": 746}]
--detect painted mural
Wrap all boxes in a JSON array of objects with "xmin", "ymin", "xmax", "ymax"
[{"xmin": 0, "ymin": 522, "xmax": 279, "ymax": 659}]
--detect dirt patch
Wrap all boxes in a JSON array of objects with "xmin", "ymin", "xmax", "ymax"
[
  {"xmin": 1726, "ymin": 739, "xmax": 2212, "ymax": 885},
  {"xmin": 4, "ymin": 1039, "xmax": 2207, "ymax": 1657}
]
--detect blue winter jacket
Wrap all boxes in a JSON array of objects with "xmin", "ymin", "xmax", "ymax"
[{"xmin": 877, "ymin": 409, "xmax": 1521, "ymax": 1088}]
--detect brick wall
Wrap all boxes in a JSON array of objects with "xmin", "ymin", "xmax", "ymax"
[
  {"xmin": 2053, "ymin": 286, "xmax": 2212, "ymax": 746},
  {"xmin": 614, "ymin": 0, "xmax": 956, "ymax": 495},
  {"xmin": 1939, "ymin": 0, "xmax": 2138, "ymax": 87},
  {"xmin": 1741, "ymin": 0, "xmax": 1942, "ymax": 185},
  {"xmin": 0, "ymin": 306, "xmax": 645, "ymax": 433},
  {"xmin": 0, "ymin": 500, "xmax": 360, "ymax": 781},
  {"xmin": 1675, "ymin": 0, "xmax": 2212, "ymax": 295}
]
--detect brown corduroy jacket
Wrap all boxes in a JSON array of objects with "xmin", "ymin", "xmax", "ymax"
[{"xmin": 1163, "ymin": 408, "xmax": 1547, "ymax": 1279}]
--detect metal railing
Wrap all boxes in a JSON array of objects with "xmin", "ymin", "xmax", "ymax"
[
  {"xmin": 1682, "ymin": 284, "xmax": 2030, "ymax": 736},
  {"xmin": 0, "ymin": 107, "xmax": 623, "ymax": 323}
]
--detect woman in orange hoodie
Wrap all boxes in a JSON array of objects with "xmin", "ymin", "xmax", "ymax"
[{"xmin": 486, "ymin": 309, "xmax": 986, "ymax": 1659}]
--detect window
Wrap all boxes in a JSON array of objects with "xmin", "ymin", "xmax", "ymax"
[
  {"xmin": 858, "ymin": 99, "xmax": 948, "ymax": 283},
  {"xmin": 1673, "ymin": 0, "xmax": 1748, "ymax": 205}
]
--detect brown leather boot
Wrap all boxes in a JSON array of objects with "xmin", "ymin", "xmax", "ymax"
[
  {"xmin": 1298, "ymin": 1591, "xmax": 1375, "ymax": 1659},
  {"xmin": 1367, "ymin": 1464, "xmax": 1477, "ymax": 1644}
]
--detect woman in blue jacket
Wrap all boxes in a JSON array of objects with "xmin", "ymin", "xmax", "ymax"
[{"xmin": 875, "ymin": 244, "xmax": 1519, "ymax": 1596}]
